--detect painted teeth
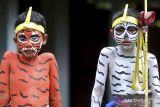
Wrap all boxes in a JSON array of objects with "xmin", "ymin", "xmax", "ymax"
[{"xmin": 22, "ymin": 48, "xmax": 36, "ymax": 51}]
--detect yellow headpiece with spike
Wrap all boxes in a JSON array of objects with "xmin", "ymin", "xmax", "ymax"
[
  {"xmin": 112, "ymin": 4, "xmax": 138, "ymax": 28},
  {"xmin": 15, "ymin": 7, "xmax": 45, "ymax": 34}
]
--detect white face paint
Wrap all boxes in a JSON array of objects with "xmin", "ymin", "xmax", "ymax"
[
  {"xmin": 113, "ymin": 22, "xmax": 138, "ymax": 50},
  {"xmin": 22, "ymin": 47, "xmax": 38, "ymax": 57}
]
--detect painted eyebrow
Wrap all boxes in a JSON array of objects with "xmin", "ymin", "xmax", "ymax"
[
  {"xmin": 114, "ymin": 23, "xmax": 125, "ymax": 28},
  {"xmin": 126, "ymin": 22, "xmax": 138, "ymax": 26},
  {"xmin": 32, "ymin": 31, "xmax": 38, "ymax": 35},
  {"xmin": 19, "ymin": 32, "xmax": 25, "ymax": 35},
  {"xmin": 114, "ymin": 24, "xmax": 124, "ymax": 29},
  {"xmin": 119, "ymin": 23, "xmax": 125, "ymax": 26},
  {"xmin": 115, "ymin": 22, "xmax": 138, "ymax": 29},
  {"xmin": 17, "ymin": 33, "xmax": 25, "ymax": 37}
]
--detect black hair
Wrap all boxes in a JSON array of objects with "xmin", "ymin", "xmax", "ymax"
[
  {"xmin": 14, "ymin": 9, "xmax": 47, "ymax": 33},
  {"xmin": 112, "ymin": 8, "xmax": 139, "ymax": 23}
]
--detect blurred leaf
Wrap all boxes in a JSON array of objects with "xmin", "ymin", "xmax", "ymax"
[
  {"xmin": 155, "ymin": 20, "xmax": 160, "ymax": 28},
  {"xmin": 96, "ymin": 1, "xmax": 112, "ymax": 10}
]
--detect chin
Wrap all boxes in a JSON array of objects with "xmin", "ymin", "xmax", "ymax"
[
  {"xmin": 24, "ymin": 54, "xmax": 35, "ymax": 58},
  {"xmin": 121, "ymin": 45, "xmax": 132, "ymax": 50},
  {"xmin": 21, "ymin": 48, "xmax": 38, "ymax": 58},
  {"xmin": 23, "ymin": 52, "xmax": 37, "ymax": 58}
]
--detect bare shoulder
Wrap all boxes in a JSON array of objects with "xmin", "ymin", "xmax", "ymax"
[
  {"xmin": 40, "ymin": 52, "xmax": 56, "ymax": 60},
  {"xmin": 40, "ymin": 53, "xmax": 58, "ymax": 68},
  {"xmin": 100, "ymin": 47, "xmax": 115, "ymax": 56},
  {"xmin": 2, "ymin": 51, "xmax": 17, "ymax": 58},
  {"xmin": 148, "ymin": 53, "xmax": 158, "ymax": 66},
  {"xmin": 148, "ymin": 53, "xmax": 157, "ymax": 60}
]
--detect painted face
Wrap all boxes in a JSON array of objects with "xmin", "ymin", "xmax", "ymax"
[
  {"xmin": 113, "ymin": 22, "xmax": 138, "ymax": 50},
  {"xmin": 15, "ymin": 29, "xmax": 44, "ymax": 57}
]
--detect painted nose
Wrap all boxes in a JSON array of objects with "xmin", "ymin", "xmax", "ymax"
[
  {"xmin": 25, "ymin": 41, "xmax": 33, "ymax": 48},
  {"xmin": 124, "ymin": 33, "xmax": 129, "ymax": 39}
]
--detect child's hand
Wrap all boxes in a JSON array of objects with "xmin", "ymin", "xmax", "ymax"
[{"xmin": 105, "ymin": 100, "xmax": 117, "ymax": 107}]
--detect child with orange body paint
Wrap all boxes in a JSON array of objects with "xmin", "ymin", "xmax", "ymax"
[{"xmin": 0, "ymin": 7, "xmax": 62, "ymax": 107}]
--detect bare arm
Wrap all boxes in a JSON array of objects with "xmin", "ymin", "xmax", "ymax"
[
  {"xmin": 148, "ymin": 54, "xmax": 160, "ymax": 106},
  {"xmin": 49, "ymin": 54, "xmax": 62, "ymax": 107},
  {"xmin": 91, "ymin": 47, "xmax": 112, "ymax": 107},
  {"xmin": 0, "ymin": 52, "xmax": 11, "ymax": 106}
]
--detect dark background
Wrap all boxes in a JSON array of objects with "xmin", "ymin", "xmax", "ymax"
[{"xmin": 2, "ymin": 0, "xmax": 160, "ymax": 107}]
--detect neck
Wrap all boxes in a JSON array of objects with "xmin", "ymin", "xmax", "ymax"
[
  {"xmin": 116, "ymin": 45, "xmax": 136, "ymax": 56},
  {"xmin": 19, "ymin": 53, "xmax": 38, "ymax": 62}
]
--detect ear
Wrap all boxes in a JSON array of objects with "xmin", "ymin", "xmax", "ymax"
[
  {"xmin": 13, "ymin": 36, "xmax": 17, "ymax": 44},
  {"xmin": 110, "ymin": 28, "xmax": 114, "ymax": 39},
  {"xmin": 42, "ymin": 34, "xmax": 48, "ymax": 45}
]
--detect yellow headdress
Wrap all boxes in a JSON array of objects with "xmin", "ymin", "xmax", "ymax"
[
  {"xmin": 112, "ymin": 4, "xmax": 138, "ymax": 28},
  {"xmin": 15, "ymin": 7, "xmax": 45, "ymax": 34}
]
